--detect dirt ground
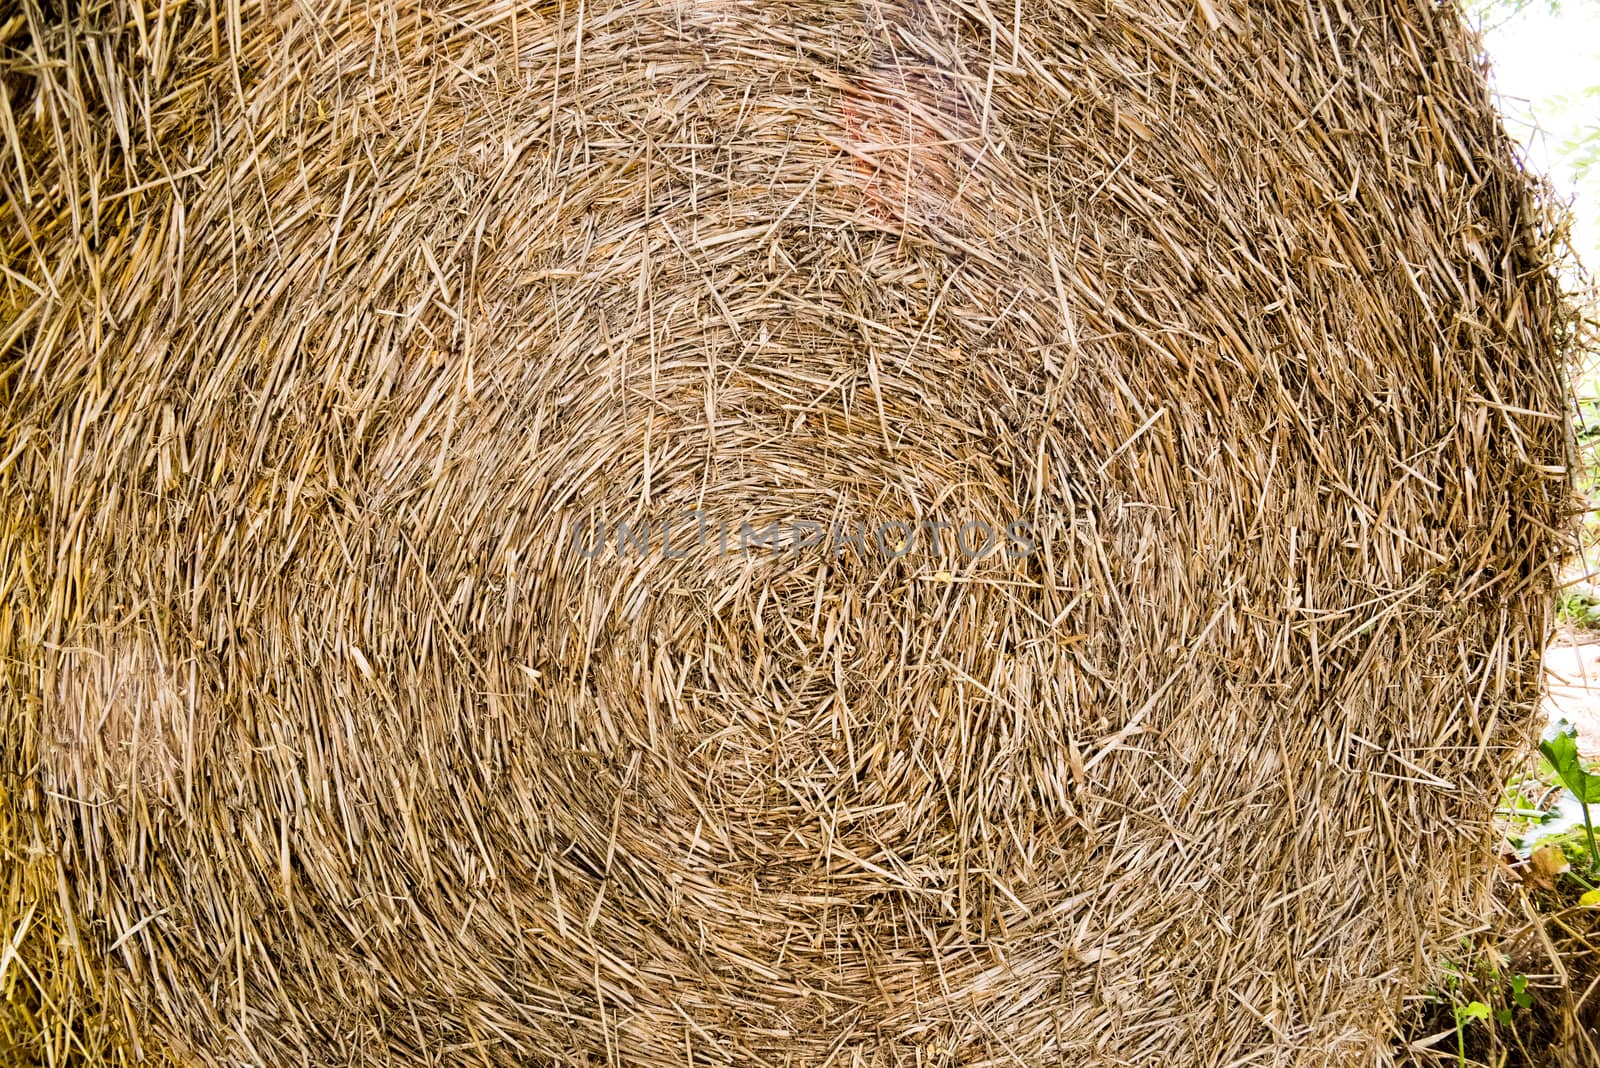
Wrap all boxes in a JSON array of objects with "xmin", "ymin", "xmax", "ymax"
[{"xmin": 1543, "ymin": 628, "xmax": 1600, "ymax": 758}]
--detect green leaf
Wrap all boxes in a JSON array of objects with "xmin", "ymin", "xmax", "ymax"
[
  {"xmin": 1456, "ymin": 1001, "xmax": 1492, "ymax": 1025},
  {"xmin": 1512, "ymin": 974, "xmax": 1534, "ymax": 1009},
  {"xmin": 1538, "ymin": 721, "xmax": 1600, "ymax": 803},
  {"xmin": 1495, "ymin": 1007, "xmax": 1513, "ymax": 1027}
]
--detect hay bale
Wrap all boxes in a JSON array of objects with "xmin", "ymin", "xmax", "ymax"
[{"xmin": 0, "ymin": 0, "xmax": 1575, "ymax": 1064}]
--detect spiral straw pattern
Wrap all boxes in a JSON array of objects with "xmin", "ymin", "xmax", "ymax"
[{"xmin": 0, "ymin": 1, "xmax": 1575, "ymax": 1064}]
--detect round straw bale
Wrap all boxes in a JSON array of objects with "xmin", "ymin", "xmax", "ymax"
[{"xmin": 0, "ymin": 1, "xmax": 1576, "ymax": 1065}]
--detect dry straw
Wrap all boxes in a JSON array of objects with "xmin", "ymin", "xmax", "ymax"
[{"xmin": 0, "ymin": 0, "xmax": 1579, "ymax": 1064}]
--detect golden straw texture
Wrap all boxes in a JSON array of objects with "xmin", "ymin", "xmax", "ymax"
[{"xmin": 0, "ymin": 1, "xmax": 1577, "ymax": 1065}]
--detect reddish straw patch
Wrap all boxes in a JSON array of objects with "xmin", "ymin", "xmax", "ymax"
[{"xmin": 836, "ymin": 63, "xmax": 990, "ymax": 229}]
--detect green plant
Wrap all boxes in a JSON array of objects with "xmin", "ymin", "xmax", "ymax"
[
  {"xmin": 1488, "ymin": 971, "xmax": 1536, "ymax": 1029},
  {"xmin": 1539, "ymin": 719, "xmax": 1600, "ymax": 871},
  {"xmin": 1452, "ymin": 1000, "xmax": 1490, "ymax": 1067},
  {"xmin": 1508, "ymin": 972, "xmax": 1533, "ymax": 1016},
  {"xmin": 1557, "ymin": 590, "xmax": 1600, "ymax": 626},
  {"xmin": 1440, "ymin": 968, "xmax": 1537, "ymax": 1067}
]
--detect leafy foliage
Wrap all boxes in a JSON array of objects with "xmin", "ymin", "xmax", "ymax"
[
  {"xmin": 1538, "ymin": 721, "xmax": 1600, "ymax": 877},
  {"xmin": 1540, "ymin": 720, "xmax": 1600, "ymax": 804},
  {"xmin": 1464, "ymin": 0, "xmax": 1567, "ymax": 32}
]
